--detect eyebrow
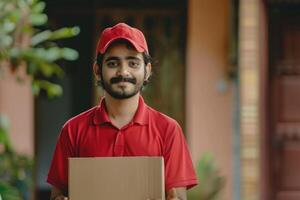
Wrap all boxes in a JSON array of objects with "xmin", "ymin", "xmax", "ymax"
[
  {"xmin": 104, "ymin": 56, "xmax": 119, "ymax": 63},
  {"xmin": 126, "ymin": 56, "xmax": 141, "ymax": 61},
  {"xmin": 104, "ymin": 56, "xmax": 142, "ymax": 63}
]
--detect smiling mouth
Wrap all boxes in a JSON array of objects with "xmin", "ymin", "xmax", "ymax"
[{"xmin": 116, "ymin": 81, "xmax": 130, "ymax": 85}]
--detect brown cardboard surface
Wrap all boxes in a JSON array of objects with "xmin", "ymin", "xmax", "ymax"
[{"xmin": 69, "ymin": 157, "xmax": 165, "ymax": 200}]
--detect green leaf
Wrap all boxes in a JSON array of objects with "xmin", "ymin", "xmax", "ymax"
[
  {"xmin": 0, "ymin": 48, "xmax": 9, "ymax": 60},
  {"xmin": 48, "ymin": 84, "xmax": 63, "ymax": 98},
  {"xmin": 0, "ymin": 35, "xmax": 13, "ymax": 47},
  {"xmin": 49, "ymin": 27, "xmax": 80, "ymax": 40},
  {"xmin": 29, "ymin": 0, "xmax": 37, "ymax": 4},
  {"xmin": 2, "ymin": 20, "xmax": 15, "ymax": 33},
  {"xmin": 37, "ymin": 62, "xmax": 64, "ymax": 78},
  {"xmin": 7, "ymin": 11, "xmax": 22, "ymax": 23},
  {"xmin": 31, "ymin": 47, "xmax": 78, "ymax": 62},
  {"xmin": 33, "ymin": 47, "xmax": 59, "ymax": 62},
  {"xmin": 61, "ymin": 48, "xmax": 79, "ymax": 60},
  {"xmin": 0, "ymin": 182, "xmax": 22, "ymax": 200},
  {"xmin": 13, "ymin": 48, "xmax": 63, "ymax": 77},
  {"xmin": 31, "ymin": 30, "xmax": 51, "ymax": 46},
  {"xmin": 21, "ymin": 24, "xmax": 34, "ymax": 34},
  {"xmin": 17, "ymin": 0, "xmax": 28, "ymax": 9},
  {"xmin": 49, "ymin": 64, "xmax": 65, "ymax": 78},
  {"xmin": 29, "ymin": 13, "xmax": 48, "ymax": 26},
  {"xmin": 31, "ymin": 27, "xmax": 80, "ymax": 45},
  {"xmin": 39, "ymin": 62, "xmax": 56, "ymax": 77},
  {"xmin": 31, "ymin": 80, "xmax": 40, "ymax": 96},
  {"xmin": 8, "ymin": 47, "xmax": 20, "ymax": 58},
  {"xmin": 25, "ymin": 52, "xmax": 64, "ymax": 77},
  {"xmin": 0, "ymin": 114, "xmax": 13, "ymax": 153},
  {"xmin": 31, "ymin": 1, "xmax": 45, "ymax": 14},
  {"xmin": 32, "ymin": 80, "xmax": 63, "ymax": 97},
  {"xmin": 35, "ymin": 47, "xmax": 60, "ymax": 62}
]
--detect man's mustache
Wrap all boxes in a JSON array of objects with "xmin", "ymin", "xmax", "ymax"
[{"xmin": 110, "ymin": 76, "xmax": 137, "ymax": 84}]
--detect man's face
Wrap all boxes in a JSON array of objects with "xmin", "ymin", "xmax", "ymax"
[{"xmin": 100, "ymin": 43, "xmax": 149, "ymax": 99}]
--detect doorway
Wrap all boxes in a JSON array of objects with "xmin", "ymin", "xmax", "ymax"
[{"xmin": 269, "ymin": 5, "xmax": 300, "ymax": 200}]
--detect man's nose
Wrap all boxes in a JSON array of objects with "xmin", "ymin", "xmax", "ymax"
[{"xmin": 116, "ymin": 62, "xmax": 130, "ymax": 76}]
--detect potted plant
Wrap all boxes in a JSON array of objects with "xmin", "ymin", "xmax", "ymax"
[
  {"xmin": 188, "ymin": 153, "xmax": 226, "ymax": 200},
  {"xmin": 0, "ymin": 114, "xmax": 33, "ymax": 200}
]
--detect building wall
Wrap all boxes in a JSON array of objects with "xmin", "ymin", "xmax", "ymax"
[
  {"xmin": 186, "ymin": 0, "xmax": 233, "ymax": 199},
  {"xmin": 239, "ymin": 0, "xmax": 268, "ymax": 199},
  {"xmin": 0, "ymin": 64, "xmax": 34, "ymax": 156}
]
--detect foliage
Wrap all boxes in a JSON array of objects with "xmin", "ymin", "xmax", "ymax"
[
  {"xmin": 188, "ymin": 153, "xmax": 226, "ymax": 200},
  {"xmin": 0, "ymin": 182, "xmax": 22, "ymax": 200},
  {"xmin": 0, "ymin": 0, "xmax": 80, "ymax": 199},
  {"xmin": 0, "ymin": 0, "xmax": 80, "ymax": 98},
  {"xmin": 0, "ymin": 115, "xmax": 33, "ymax": 200}
]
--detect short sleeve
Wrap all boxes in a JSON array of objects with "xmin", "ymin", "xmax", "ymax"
[
  {"xmin": 47, "ymin": 123, "xmax": 75, "ymax": 191},
  {"xmin": 163, "ymin": 123, "xmax": 198, "ymax": 191}
]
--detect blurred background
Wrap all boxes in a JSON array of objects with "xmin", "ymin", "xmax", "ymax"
[{"xmin": 1, "ymin": 0, "xmax": 300, "ymax": 199}]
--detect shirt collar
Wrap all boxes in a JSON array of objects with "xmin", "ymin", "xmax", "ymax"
[
  {"xmin": 132, "ymin": 96, "xmax": 149, "ymax": 125},
  {"xmin": 93, "ymin": 95, "xmax": 149, "ymax": 126}
]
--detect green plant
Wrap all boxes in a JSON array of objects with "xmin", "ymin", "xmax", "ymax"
[
  {"xmin": 0, "ymin": 182, "xmax": 22, "ymax": 200},
  {"xmin": 0, "ymin": 0, "xmax": 80, "ymax": 98},
  {"xmin": 0, "ymin": 115, "xmax": 33, "ymax": 200},
  {"xmin": 0, "ymin": 0, "xmax": 80, "ymax": 199},
  {"xmin": 188, "ymin": 153, "xmax": 226, "ymax": 200}
]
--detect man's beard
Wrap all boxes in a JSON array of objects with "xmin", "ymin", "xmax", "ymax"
[{"xmin": 101, "ymin": 75, "xmax": 144, "ymax": 99}]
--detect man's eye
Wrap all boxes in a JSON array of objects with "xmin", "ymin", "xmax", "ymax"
[
  {"xmin": 107, "ymin": 61, "xmax": 118, "ymax": 67},
  {"xmin": 129, "ymin": 61, "xmax": 140, "ymax": 68}
]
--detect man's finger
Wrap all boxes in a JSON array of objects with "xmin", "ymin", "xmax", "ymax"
[
  {"xmin": 146, "ymin": 198, "xmax": 161, "ymax": 200},
  {"xmin": 167, "ymin": 188, "xmax": 184, "ymax": 200},
  {"xmin": 167, "ymin": 188, "xmax": 177, "ymax": 199},
  {"xmin": 53, "ymin": 196, "xmax": 68, "ymax": 200}
]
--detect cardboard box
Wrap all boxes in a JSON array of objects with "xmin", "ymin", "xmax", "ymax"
[{"xmin": 69, "ymin": 157, "xmax": 165, "ymax": 200}]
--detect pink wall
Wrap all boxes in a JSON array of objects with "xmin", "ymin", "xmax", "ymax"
[
  {"xmin": 186, "ymin": 0, "xmax": 233, "ymax": 199},
  {"xmin": 0, "ymin": 64, "xmax": 34, "ymax": 156}
]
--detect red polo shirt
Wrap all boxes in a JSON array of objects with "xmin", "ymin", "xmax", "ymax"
[{"xmin": 47, "ymin": 96, "xmax": 198, "ymax": 191}]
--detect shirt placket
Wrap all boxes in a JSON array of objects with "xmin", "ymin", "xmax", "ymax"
[{"xmin": 113, "ymin": 130, "xmax": 125, "ymax": 156}]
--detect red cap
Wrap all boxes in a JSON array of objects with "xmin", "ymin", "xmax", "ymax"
[{"xmin": 96, "ymin": 23, "xmax": 149, "ymax": 54}]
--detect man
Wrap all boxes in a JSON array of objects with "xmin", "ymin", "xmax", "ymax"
[{"xmin": 47, "ymin": 23, "xmax": 198, "ymax": 200}]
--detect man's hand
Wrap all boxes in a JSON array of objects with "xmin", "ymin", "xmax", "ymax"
[
  {"xmin": 166, "ymin": 187, "xmax": 187, "ymax": 200},
  {"xmin": 52, "ymin": 195, "xmax": 68, "ymax": 200},
  {"xmin": 166, "ymin": 188, "xmax": 179, "ymax": 200},
  {"xmin": 146, "ymin": 187, "xmax": 187, "ymax": 200},
  {"xmin": 50, "ymin": 187, "xmax": 68, "ymax": 200}
]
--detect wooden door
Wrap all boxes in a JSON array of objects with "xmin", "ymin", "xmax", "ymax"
[{"xmin": 270, "ymin": 14, "xmax": 300, "ymax": 200}]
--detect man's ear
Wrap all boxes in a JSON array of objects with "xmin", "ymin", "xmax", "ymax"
[
  {"xmin": 93, "ymin": 62, "xmax": 101, "ymax": 81},
  {"xmin": 145, "ymin": 63, "xmax": 152, "ymax": 81}
]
